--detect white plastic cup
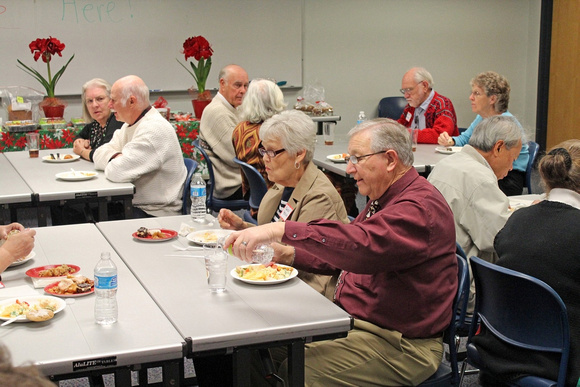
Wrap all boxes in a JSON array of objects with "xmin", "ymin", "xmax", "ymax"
[{"xmin": 207, "ymin": 246, "xmax": 227, "ymax": 293}]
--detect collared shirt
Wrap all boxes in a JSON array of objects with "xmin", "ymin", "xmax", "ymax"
[
  {"xmin": 283, "ymin": 168, "xmax": 457, "ymax": 338},
  {"xmin": 547, "ymin": 188, "xmax": 580, "ymax": 210},
  {"xmin": 413, "ymin": 89, "xmax": 435, "ymax": 129}
]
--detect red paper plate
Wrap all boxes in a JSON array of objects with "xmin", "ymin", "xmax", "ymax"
[
  {"xmin": 132, "ymin": 229, "xmax": 178, "ymax": 242},
  {"xmin": 25, "ymin": 264, "xmax": 81, "ymax": 279},
  {"xmin": 44, "ymin": 281, "xmax": 94, "ymax": 298}
]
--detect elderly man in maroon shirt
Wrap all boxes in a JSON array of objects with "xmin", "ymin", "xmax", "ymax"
[{"xmin": 226, "ymin": 118, "xmax": 457, "ymax": 386}]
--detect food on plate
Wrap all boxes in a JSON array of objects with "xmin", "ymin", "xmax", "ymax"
[
  {"xmin": 26, "ymin": 308, "xmax": 54, "ymax": 322},
  {"xmin": 198, "ymin": 231, "xmax": 219, "ymax": 243},
  {"xmin": 135, "ymin": 227, "xmax": 167, "ymax": 239},
  {"xmin": 0, "ymin": 298, "xmax": 59, "ymax": 318},
  {"xmin": 235, "ymin": 264, "xmax": 294, "ymax": 281},
  {"xmin": 80, "ymin": 172, "xmax": 96, "ymax": 177},
  {"xmin": 330, "ymin": 153, "xmax": 348, "ymax": 160},
  {"xmin": 47, "ymin": 275, "xmax": 94, "ymax": 295},
  {"xmin": 63, "ymin": 154, "xmax": 73, "ymax": 160},
  {"xmin": 38, "ymin": 264, "xmax": 76, "ymax": 277}
]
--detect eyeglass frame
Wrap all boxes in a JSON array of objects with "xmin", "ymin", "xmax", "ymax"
[
  {"xmin": 258, "ymin": 142, "xmax": 286, "ymax": 158},
  {"xmin": 348, "ymin": 150, "xmax": 387, "ymax": 165},
  {"xmin": 399, "ymin": 81, "xmax": 424, "ymax": 95}
]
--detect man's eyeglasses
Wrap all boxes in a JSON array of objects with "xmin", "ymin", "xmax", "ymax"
[
  {"xmin": 258, "ymin": 142, "xmax": 286, "ymax": 158},
  {"xmin": 348, "ymin": 151, "xmax": 387, "ymax": 165},
  {"xmin": 400, "ymin": 81, "xmax": 423, "ymax": 95}
]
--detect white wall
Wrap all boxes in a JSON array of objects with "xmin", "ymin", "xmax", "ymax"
[{"xmin": 57, "ymin": 0, "xmax": 541, "ymax": 140}]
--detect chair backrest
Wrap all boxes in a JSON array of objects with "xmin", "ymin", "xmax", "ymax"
[
  {"xmin": 419, "ymin": 254, "xmax": 469, "ymax": 386},
  {"xmin": 192, "ymin": 139, "xmax": 215, "ymax": 207},
  {"xmin": 378, "ymin": 96, "xmax": 407, "ymax": 120},
  {"xmin": 182, "ymin": 158, "xmax": 198, "ymax": 215},
  {"xmin": 524, "ymin": 141, "xmax": 539, "ymax": 194},
  {"xmin": 233, "ymin": 158, "xmax": 268, "ymax": 209},
  {"xmin": 469, "ymin": 256, "xmax": 570, "ymax": 386}
]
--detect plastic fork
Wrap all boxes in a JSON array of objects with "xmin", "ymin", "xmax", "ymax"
[{"xmin": 171, "ymin": 244, "xmax": 202, "ymax": 251}]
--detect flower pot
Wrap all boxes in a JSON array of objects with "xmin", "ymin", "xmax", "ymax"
[
  {"xmin": 42, "ymin": 104, "xmax": 65, "ymax": 119},
  {"xmin": 192, "ymin": 99, "xmax": 211, "ymax": 119}
]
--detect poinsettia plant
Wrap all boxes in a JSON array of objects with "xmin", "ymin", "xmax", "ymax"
[
  {"xmin": 177, "ymin": 35, "xmax": 213, "ymax": 100},
  {"xmin": 17, "ymin": 37, "xmax": 74, "ymax": 103}
]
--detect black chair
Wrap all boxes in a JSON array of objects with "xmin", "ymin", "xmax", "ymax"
[
  {"xmin": 378, "ymin": 96, "xmax": 407, "ymax": 120},
  {"xmin": 192, "ymin": 140, "xmax": 249, "ymax": 214},
  {"xmin": 524, "ymin": 141, "xmax": 540, "ymax": 194},
  {"xmin": 418, "ymin": 254, "xmax": 469, "ymax": 386},
  {"xmin": 233, "ymin": 158, "xmax": 269, "ymax": 225},
  {"xmin": 459, "ymin": 256, "xmax": 570, "ymax": 387},
  {"xmin": 181, "ymin": 158, "xmax": 198, "ymax": 215}
]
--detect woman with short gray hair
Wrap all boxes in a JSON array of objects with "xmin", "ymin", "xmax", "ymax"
[
  {"xmin": 220, "ymin": 110, "xmax": 349, "ymax": 299},
  {"xmin": 438, "ymin": 71, "xmax": 529, "ymax": 195}
]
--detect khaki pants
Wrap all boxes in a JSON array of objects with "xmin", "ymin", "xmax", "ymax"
[{"xmin": 274, "ymin": 319, "xmax": 443, "ymax": 386}]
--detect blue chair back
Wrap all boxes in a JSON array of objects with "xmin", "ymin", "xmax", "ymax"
[
  {"xmin": 525, "ymin": 141, "xmax": 540, "ymax": 194},
  {"xmin": 418, "ymin": 254, "xmax": 469, "ymax": 386},
  {"xmin": 378, "ymin": 96, "xmax": 407, "ymax": 120},
  {"xmin": 182, "ymin": 158, "xmax": 198, "ymax": 215},
  {"xmin": 464, "ymin": 256, "xmax": 570, "ymax": 387},
  {"xmin": 192, "ymin": 140, "xmax": 249, "ymax": 213},
  {"xmin": 233, "ymin": 158, "xmax": 268, "ymax": 209}
]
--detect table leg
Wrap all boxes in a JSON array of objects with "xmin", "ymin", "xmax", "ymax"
[
  {"xmin": 37, "ymin": 206, "xmax": 48, "ymax": 227},
  {"xmin": 123, "ymin": 197, "xmax": 132, "ymax": 219},
  {"xmin": 233, "ymin": 348, "xmax": 251, "ymax": 387},
  {"xmin": 286, "ymin": 340, "xmax": 305, "ymax": 387}
]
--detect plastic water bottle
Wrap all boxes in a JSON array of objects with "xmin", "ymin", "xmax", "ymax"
[
  {"xmin": 94, "ymin": 252, "xmax": 118, "ymax": 325},
  {"xmin": 357, "ymin": 111, "xmax": 367, "ymax": 125},
  {"xmin": 190, "ymin": 172, "xmax": 207, "ymax": 223}
]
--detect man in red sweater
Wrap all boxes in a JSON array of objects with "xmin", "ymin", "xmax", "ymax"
[{"xmin": 397, "ymin": 67, "xmax": 459, "ymax": 143}]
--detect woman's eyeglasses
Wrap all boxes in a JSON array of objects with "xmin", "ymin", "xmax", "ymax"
[{"xmin": 258, "ymin": 142, "xmax": 286, "ymax": 158}]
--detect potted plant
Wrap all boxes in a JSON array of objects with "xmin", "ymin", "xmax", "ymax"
[
  {"xmin": 177, "ymin": 35, "xmax": 213, "ymax": 119},
  {"xmin": 17, "ymin": 36, "xmax": 74, "ymax": 118}
]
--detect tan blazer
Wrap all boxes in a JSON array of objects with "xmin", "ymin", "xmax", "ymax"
[{"xmin": 258, "ymin": 162, "xmax": 349, "ymax": 299}]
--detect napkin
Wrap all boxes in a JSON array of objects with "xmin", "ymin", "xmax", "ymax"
[
  {"xmin": 0, "ymin": 285, "xmax": 40, "ymax": 300},
  {"xmin": 179, "ymin": 223, "xmax": 196, "ymax": 237}
]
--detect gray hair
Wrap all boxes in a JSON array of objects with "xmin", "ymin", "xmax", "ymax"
[
  {"xmin": 471, "ymin": 71, "xmax": 510, "ymax": 113},
  {"xmin": 348, "ymin": 118, "xmax": 414, "ymax": 167},
  {"xmin": 260, "ymin": 110, "xmax": 316, "ymax": 163},
  {"xmin": 413, "ymin": 67, "xmax": 434, "ymax": 89},
  {"xmin": 116, "ymin": 75, "xmax": 150, "ymax": 108},
  {"xmin": 81, "ymin": 78, "xmax": 111, "ymax": 123},
  {"xmin": 240, "ymin": 79, "xmax": 287, "ymax": 123},
  {"xmin": 468, "ymin": 115, "xmax": 524, "ymax": 152}
]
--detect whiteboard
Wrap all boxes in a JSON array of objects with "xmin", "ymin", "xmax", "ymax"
[{"xmin": 0, "ymin": 0, "xmax": 303, "ymax": 95}]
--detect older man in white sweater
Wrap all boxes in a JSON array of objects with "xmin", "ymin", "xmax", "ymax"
[
  {"xmin": 93, "ymin": 75, "xmax": 186, "ymax": 217},
  {"xmin": 198, "ymin": 64, "xmax": 248, "ymax": 200}
]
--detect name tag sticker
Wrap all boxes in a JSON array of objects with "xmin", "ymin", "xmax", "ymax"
[
  {"xmin": 280, "ymin": 203, "xmax": 294, "ymax": 221},
  {"xmin": 406, "ymin": 112, "xmax": 412, "ymax": 121}
]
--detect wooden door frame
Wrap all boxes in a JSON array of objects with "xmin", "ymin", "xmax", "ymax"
[{"xmin": 536, "ymin": 0, "xmax": 553, "ymax": 153}]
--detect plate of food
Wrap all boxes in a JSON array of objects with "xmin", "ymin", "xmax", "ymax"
[
  {"xmin": 25, "ymin": 264, "xmax": 81, "ymax": 288},
  {"xmin": 132, "ymin": 227, "xmax": 178, "ymax": 242},
  {"xmin": 55, "ymin": 171, "xmax": 98, "ymax": 181},
  {"xmin": 44, "ymin": 276, "xmax": 94, "ymax": 297},
  {"xmin": 43, "ymin": 154, "xmax": 80, "ymax": 163},
  {"xmin": 326, "ymin": 153, "xmax": 349, "ymax": 163},
  {"xmin": 187, "ymin": 229, "xmax": 232, "ymax": 245},
  {"xmin": 231, "ymin": 263, "xmax": 298, "ymax": 285},
  {"xmin": 8, "ymin": 251, "xmax": 36, "ymax": 268},
  {"xmin": 0, "ymin": 296, "xmax": 66, "ymax": 322},
  {"xmin": 435, "ymin": 146, "xmax": 463, "ymax": 155}
]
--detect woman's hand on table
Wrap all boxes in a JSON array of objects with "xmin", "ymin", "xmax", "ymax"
[
  {"xmin": 217, "ymin": 209, "xmax": 246, "ymax": 230},
  {"xmin": 438, "ymin": 132, "xmax": 454, "ymax": 146},
  {"xmin": 224, "ymin": 222, "xmax": 286, "ymax": 262},
  {"xmin": 1, "ymin": 228, "xmax": 35, "ymax": 262},
  {"xmin": 73, "ymin": 139, "xmax": 91, "ymax": 159}
]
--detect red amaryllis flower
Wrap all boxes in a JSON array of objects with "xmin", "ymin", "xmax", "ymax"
[
  {"xmin": 177, "ymin": 35, "xmax": 213, "ymax": 95},
  {"xmin": 18, "ymin": 36, "xmax": 74, "ymax": 98}
]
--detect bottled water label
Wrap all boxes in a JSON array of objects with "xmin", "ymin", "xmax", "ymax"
[
  {"xmin": 95, "ymin": 275, "xmax": 117, "ymax": 289},
  {"xmin": 191, "ymin": 186, "xmax": 206, "ymax": 197}
]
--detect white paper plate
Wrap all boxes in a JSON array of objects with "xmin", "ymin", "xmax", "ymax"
[
  {"xmin": 43, "ymin": 154, "xmax": 80, "ymax": 163},
  {"xmin": 231, "ymin": 264, "xmax": 298, "ymax": 285},
  {"xmin": 186, "ymin": 229, "xmax": 232, "ymax": 245},
  {"xmin": 326, "ymin": 153, "xmax": 347, "ymax": 163},
  {"xmin": 435, "ymin": 146, "xmax": 463, "ymax": 154},
  {"xmin": 0, "ymin": 296, "xmax": 66, "ymax": 322},
  {"xmin": 56, "ymin": 171, "xmax": 98, "ymax": 181},
  {"xmin": 8, "ymin": 251, "xmax": 35, "ymax": 268}
]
